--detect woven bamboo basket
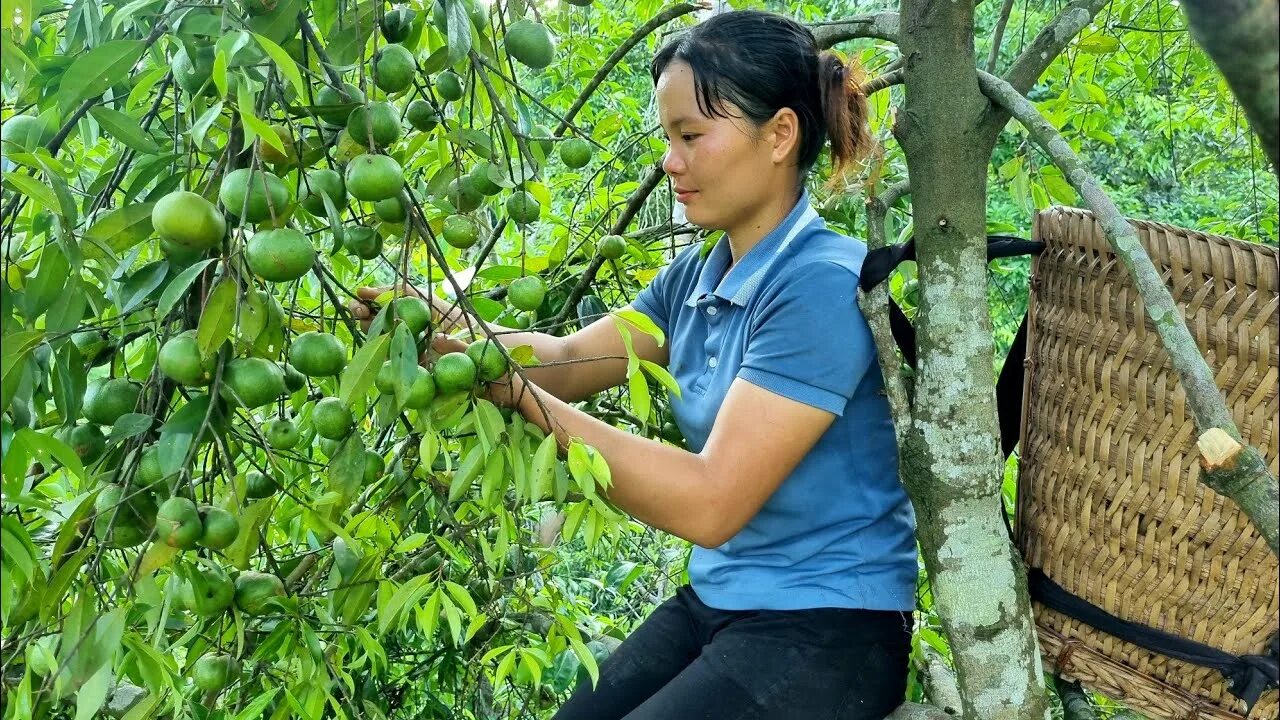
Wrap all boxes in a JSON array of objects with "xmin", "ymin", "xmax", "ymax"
[{"xmin": 1015, "ymin": 207, "xmax": 1279, "ymax": 719}]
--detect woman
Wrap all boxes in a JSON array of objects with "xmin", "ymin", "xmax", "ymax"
[{"xmin": 354, "ymin": 10, "xmax": 917, "ymax": 719}]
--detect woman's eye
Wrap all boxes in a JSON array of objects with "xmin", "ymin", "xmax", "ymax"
[{"xmin": 681, "ymin": 134, "xmax": 697, "ymax": 142}]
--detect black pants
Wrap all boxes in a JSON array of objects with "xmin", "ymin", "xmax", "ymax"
[{"xmin": 553, "ymin": 584, "xmax": 912, "ymax": 720}]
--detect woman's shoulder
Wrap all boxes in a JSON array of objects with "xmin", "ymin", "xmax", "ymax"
[{"xmin": 777, "ymin": 225, "xmax": 868, "ymax": 280}]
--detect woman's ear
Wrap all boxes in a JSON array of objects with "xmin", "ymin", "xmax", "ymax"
[{"xmin": 767, "ymin": 107, "xmax": 801, "ymax": 165}]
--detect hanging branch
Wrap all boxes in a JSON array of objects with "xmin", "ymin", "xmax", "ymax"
[
  {"xmin": 978, "ymin": 68, "xmax": 1280, "ymax": 556},
  {"xmin": 986, "ymin": 0, "xmax": 1017, "ymax": 74},
  {"xmin": 999, "ymin": 0, "xmax": 1110, "ymax": 96},
  {"xmin": 810, "ymin": 12, "xmax": 900, "ymax": 46}
]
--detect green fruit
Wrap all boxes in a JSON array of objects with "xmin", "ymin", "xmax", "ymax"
[
  {"xmin": 93, "ymin": 484, "xmax": 156, "ymax": 548},
  {"xmin": 505, "ymin": 20, "xmax": 555, "ymax": 70},
  {"xmin": 63, "ymin": 424, "xmax": 106, "ymax": 463},
  {"xmin": 372, "ymin": 43, "xmax": 416, "ymax": 93},
  {"xmin": 234, "ymin": 571, "xmax": 285, "ymax": 615},
  {"xmin": 465, "ymin": 339, "xmax": 507, "ymax": 382},
  {"xmin": 298, "ymin": 169, "xmax": 346, "ymax": 216},
  {"xmin": 282, "ymin": 363, "xmax": 307, "ymax": 392},
  {"xmin": 259, "ymin": 125, "xmax": 297, "ymax": 167},
  {"xmin": 315, "ymin": 83, "xmax": 366, "ymax": 125},
  {"xmin": 319, "ymin": 437, "xmax": 340, "ymax": 457},
  {"xmin": 83, "ymin": 377, "xmax": 142, "ymax": 425},
  {"xmin": 246, "ymin": 228, "xmax": 316, "ymax": 282},
  {"xmin": 406, "ymin": 100, "xmax": 440, "ymax": 132},
  {"xmin": 246, "ymin": 471, "xmax": 279, "ymax": 499},
  {"xmin": 530, "ymin": 124, "xmax": 554, "ymax": 156},
  {"xmin": 311, "ymin": 397, "xmax": 353, "ymax": 439},
  {"xmin": 432, "ymin": 0, "xmax": 486, "ymax": 32},
  {"xmin": 219, "ymin": 168, "xmax": 290, "ymax": 223},
  {"xmin": 375, "ymin": 361, "xmax": 398, "ymax": 395},
  {"xmin": 468, "ymin": 163, "xmax": 503, "ymax": 196},
  {"xmin": 347, "ymin": 102, "xmax": 403, "ymax": 149},
  {"xmin": 433, "ymin": 352, "xmax": 477, "ymax": 393},
  {"xmin": 199, "ymin": 505, "xmax": 240, "ymax": 550},
  {"xmin": 137, "ymin": 445, "xmax": 166, "ymax": 488},
  {"xmin": 364, "ymin": 450, "xmax": 385, "ymax": 482},
  {"xmin": 499, "ymin": 310, "xmax": 532, "ymax": 330},
  {"xmin": 559, "ymin": 137, "xmax": 592, "ymax": 168},
  {"xmin": 181, "ymin": 569, "xmax": 235, "ymax": 617},
  {"xmin": 393, "ymin": 296, "xmax": 433, "ymax": 335},
  {"xmin": 403, "ymin": 366, "xmax": 437, "ymax": 409},
  {"xmin": 155, "ymin": 496, "xmax": 203, "ymax": 550},
  {"xmin": 160, "ymin": 238, "xmax": 208, "ymax": 265},
  {"xmin": 446, "ymin": 176, "xmax": 483, "ymax": 212},
  {"xmin": 507, "ymin": 275, "xmax": 546, "ymax": 312},
  {"xmin": 1, "ymin": 115, "xmax": 55, "ymax": 149},
  {"xmin": 439, "ymin": 214, "xmax": 476, "ymax": 249},
  {"xmin": 264, "ymin": 419, "xmax": 300, "ymax": 450},
  {"xmin": 192, "ymin": 654, "xmax": 236, "ymax": 693},
  {"xmin": 598, "ymin": 233, "xmax": 626, "ymax": 260},
  {"xmin": 153, "ymin": 191, "xmax": 226, "ymax": 249},
  {"xmin": 343, "ymin": 225, "xmax": 382, "ymax": 260},
  {"xmin": 505, "ymin": 190, "xmax": 540, "ymax": 224},
  {"xmin": 159, "ymin": 331, "xmax": 217, "ymax": 386},
  {"xmin": 220, "ymin": 358, "xmax": 287, "ymax": 408},
  {"xmin": 242, "ymin": 0, "xmax": 279, "ymax": 16},
  {"xmin": 289, "ymin": 332, "xmax": 347, "ymax": 377},
  {"xmin": 435, "ymin": 70, "xmax": 464, "ymax": 102},
  {"xmin": 380, "ymin": 6, "xmax": 417, "ymax": 43},
  {"xmin": 345, "ymin": 154, "xmax": 404, "ymax": 201},
  {"xmin": 332, "ymin": 128, "xmax": 369, "ymax": 165},
  {"xmin": 173, "ymin": 44, "xmax": 215, "ymax": 96},
  {"xmin": 374, "ymin": 196, "xmax": 408, "ymax": 223}
]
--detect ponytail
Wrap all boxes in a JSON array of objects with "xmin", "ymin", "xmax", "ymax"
[{"xmin": 818, "ymin": 50, "xmax": 872, "ymax": 183}]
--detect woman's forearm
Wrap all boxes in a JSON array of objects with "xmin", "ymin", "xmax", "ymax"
[{"xmin": 514, "ymin": 382, "xmax": 723, "ymax": 548}]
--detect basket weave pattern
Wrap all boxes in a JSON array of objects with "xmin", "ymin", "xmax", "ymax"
[{"xmin": 1016, "ymin": 207, "xmax": 1279, "ymax": 719}]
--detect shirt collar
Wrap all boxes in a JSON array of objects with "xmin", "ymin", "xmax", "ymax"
[{"xmin": 685, "ymin": 189, "xmax": 821, "ymax": 308}]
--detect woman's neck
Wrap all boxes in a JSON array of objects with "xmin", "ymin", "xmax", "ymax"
[{"xmin": 724, "ymin": 184, "xmax": 803, "ymax": 265}]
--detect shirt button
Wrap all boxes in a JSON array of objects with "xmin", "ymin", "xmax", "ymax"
[
  {"xmin": 708, "ymin": 357, "xmax": 718, "ymax": 368},
  {"xmin": 706, "ymin": 306, "xmax": 718, "ymax": 316}
]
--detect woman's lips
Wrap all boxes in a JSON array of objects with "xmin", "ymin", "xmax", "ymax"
[{"xmin": 675, "ymin": 189, "xmax": 697, "ymax": 203}]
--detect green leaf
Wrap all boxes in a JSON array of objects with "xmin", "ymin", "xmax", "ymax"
[
  {"xmin": 612, "ymin": 309, "xmax": 665, "ymax": 346},
  {"xmin": 116, "ymin": 260, "xmax": 169, "ymax": 314},
  {"xmin": 530, "ymin": 433, "xmax": 557, "ymax": 500},
  {"xmin": 2, "ymin": 331, "xmax": 44, "ymax": 411},
  {"xmin": 241, "ymin": 105, "xmax": 286, "ymax": 157},
  {"xmin": 157, "ymin": 394, "xmax": 211, "ymax": 477},
  {"xmin": 197, "ymin": 278, "xmax": 237, "ymax": 358},
  {"xmin": 474, "ymin": 399, "xmax": 505, "ymax": 455},
  {"xmin": 84, "ymin": 202, "xmax": 156, "ymax": 257},
  {"xmin": 227, "ymin": 499, "xmax": 273, "ymax": 570},
  {"xmin": 75, "ymin": 664, "xmax": 112, "ymax": 720},
  {"xmin": 445, "ymin": 0, "xmax": 473, "ymax": 66},
  {"xmin": 329, "ymin": 435, "xmax": 366, "ymax": 504},
  {"xmin": 1077, "ymin": 35, "xmax": 1119, "ymax": 54},
  {"xmin": 390, "ymin": 324, "xmax": 418, "ymax": 408},
  {"xmin": 107, "ymin": 414, "xmax": 152, "ymax": 444},
  {"xmin": 1, "ymin": 0, "xmax": 35, "ymax": 39},
  {"xmin": 252, "ymin": 32, "xmax": 306, "ymax": 99},
  {"xmin": 448, "ymin": 442, "xmax": 485, "ymax": 503},
  {"xmin": 189, "ymin": 101, "xmax": 224, "ymax": 151},
  {"xmin": 340, "ymin": 333, "xmax": 390, "ymax": 406},
  {"xmin": 156, "ymin": 258, "xmax": 215, "ymax": 318},
  {"xmin": 639, "ymin": 360, "xmax": 680, "ymax": 398},
  {"xmin": 628, "ymin": 372, "xmax": 651, "ymax": 423},
  {"xmin": 24, "ymin": 246, "xmax": 69, "ymax": 319},
  {"xmin": 59, "ymin": 40, "xmax": 147, "ymax": 114},
  {"xmin": 88, "ymin": 106, "xmax": 160, "ymax": 154},
  {"xmin": 3, "ymin": 173, "xmax": 58, "ymax": 211},
  {"xmin": 20, "ymin": 427, "xmax": 85, "ymax": 484},
  {"xmin": 234, "ymin": 689, "xmax": 280, "ymax": 720}
]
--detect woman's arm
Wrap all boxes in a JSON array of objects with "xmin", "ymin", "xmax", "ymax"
[{"xmin": 512, "ymin": 373, "xmax": 837, "ymax": 548}]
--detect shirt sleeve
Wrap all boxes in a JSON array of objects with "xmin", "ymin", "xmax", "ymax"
[{"xmin": 737, "ymin": 262, "xmax": 874, "ymax": 416}]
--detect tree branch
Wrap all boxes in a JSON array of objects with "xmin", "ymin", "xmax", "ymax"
[
  {"xmin": 861, "ymin": 179, "xmax": 913, "ymax": 448},
  {"xmin": 1002, "ymin": 0, "xmax": 1109, "ymax": 95},
  {"xmin": 986, "ymin": 0, "xmax": 1017, "ymax": 74},
  {"xmin": 888, "ymin": 703, "xmax": 958, "ymax": 720},
  {"xmin": 978, "ymin": 68, "xmax": 1280, "ymax": 556},
  {"xmin": 812, "ymin": 12, "xmax": 900, "ymax": 48},
  {"xmin": 1179, "ymin": 0, "xmax": 1279, "ymax": 173}
]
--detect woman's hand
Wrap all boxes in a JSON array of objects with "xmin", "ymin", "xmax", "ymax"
[
  {"xmin": 427, "ymin": 334, "xmax": 531, "ymax": 409},
  {"xmin": 348, "ymin": 284, "xmax": 458, "ymax": 333}
]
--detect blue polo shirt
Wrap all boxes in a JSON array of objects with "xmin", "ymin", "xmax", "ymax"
[{"xmin": 632, "ymin": 189, "xmax": 918, "ymax": 612}]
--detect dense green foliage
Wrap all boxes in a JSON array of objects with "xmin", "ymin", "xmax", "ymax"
[{"xmin": 0, "ymin": 0, "xmax": 1273, "ymax": 718}]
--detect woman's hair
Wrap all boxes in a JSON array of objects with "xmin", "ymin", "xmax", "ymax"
[{"xmin": 650, "ymin": 9, "xmax": 872, "ymax": 184}]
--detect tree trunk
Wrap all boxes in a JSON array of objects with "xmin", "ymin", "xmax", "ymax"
[
  {"xmin": 895, "ymin": 2, "xmax": 1050, "ymax": 719},
  {"xmin": 1179, "ymin": 0, "xmax": 1280, "ymax": 173}
]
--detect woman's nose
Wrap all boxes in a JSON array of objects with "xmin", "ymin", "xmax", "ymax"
[{"xmin": 662, "ymin": 148, "xmax": 684, "ymax": 176}]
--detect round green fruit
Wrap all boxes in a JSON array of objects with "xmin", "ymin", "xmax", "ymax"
[
  {"xmin": 332, "ymin": 128, "xmax": 369, "ymax": 165},
  {"xmin": 289, "ymin": 332, "xmax": 347, "ymax": 377},
  {"xmin": 442, "ymin": 214, "xmax": 479, "ymax": 249},
  {"xmin": 159, "ymin": 331, "xmax": 217, "ymax": 386},
  {"xmin": 84, "ymin": 377, "xmax": 142, "ymax": 425},
  {"xmin": 314, "ymin": 83, "xmax": 366, "ymax": 125},
  {"xmin": 433, "ymin": 352, "xmax": 477, "ymax": 393},
  {"xmin": 404, "ymin": 366, "xmax": 437, "ymax": 409},
  {"xmin": 192, "ymin": 654, "xmax": 237, "ymax": 693},
  {"xmin": 505, "ymin": 20, "xmax": 555, "ymax": 70},
  {"xmin": 374, "ymin": 361, "xmax": 398, "ymax": 395},
  {"xmin": 598, "ymin": 233, "xmax": 627, "ymax": 260},
  {"xmin": 62, "ymin": 424, "xmax": 106, "ymax": 463},
  {"xmin": 406, "ymin": 100, "xmax": 440, "ymax": 132},
  {"xmin": 264, "ymin": 419, "xmax": 300, "ymax": 450},
  {"xmin": 180, "ymin": 569, "xmax": 235, "ymax": 617},
  {"xmin": 173, "ymin": 44, "xmax": 215, "ymax": 96},
  {"xmin": 446, "ymin": 176, "xmax": 483, "ymax": 213},
  {"xmin": 343, "ymin": 225, "xmax": 382, "ymax": 260},
  {"xmin": 507, "ymin": 275, "xmax": 546, "ymax": 312},
  {"xmin": 559, "ymin": 137, "xmax": 592, "ymax": 168},
  {"xmin": 374, "ymin": 196, "xmax": 407, "ymax": 223},
  {"xmin": 298, "ymin": 169, "xmax": 346, "ymax": 216},
  {"xmin": 373, "ymin": 43, "xmax": 416, "ymax": 93},
  {"xmin": 155, "ymin": 496, "xmax": 203, "ymax": 550},
  {"xmin": 259, "ymin": 125, "xmax": 297, "ymax": 167},
  {"xmin": 219, "ymin": 168, "xmax": 290, "ymax": 223},
  {"xmin": 345, "ymin": 154, "xmax": 404, "ymax": 201},
  {"xmin": 465, "ymin": 339, "xmax": 507, "ymax": 382},
  {"xmin": 435, "ymin": 70, "xmax": 464, "ymax": 102},
  {"xmin": 160, "ymin": 238, "xmax": 208, "ymax": 265},
  {"xmin": 282, "ymin": 363, "xmax": 307, "ymax": 392},
  {"xmin": 530, "ymin": 124, "xmax": 554, "ymax": 156},
  {"xmin": 245, "ymin": 471, "xmax": 279, "ymax": 499},
  {"xmin": 137, "ymin": 445, "xmax": 166, "ymax": 488},
  {"xmin": 234, "ymin": 571, "xmax": 286, "ymax": 615},
  {"xmin": 93, "ymin": 484, "xmax": 156, "ymax": 548},
  {"xmin": 393, "ymin": 296, "xmax": 433, "ymax": 335},
  {"xmin": 153, "ymin": 191, "xmax": 226, "ymax": 250},
  {"xmin": 220, "ymin": 358, "xmax": 287, "ymax": 408},
  {"xmin": 380, "ymin": 6, "xmax": 416, "ymax": 43},
  {"xmin": 346, "ymin": 102, "xmax": 402, "ymax": 149},
  {"xmin": 505, "ymin": 190, "xmax": 540, "ymax": 225},
  {"xmin": 311, "ymin": 397, "xmax": 353, "ymax": 439},
  {"xmin": 246, "ymin": 228, "xmax": 316, "ymax": 282},
  {"xmin": 364, "ymin": 451, "xmax": 386, "ymax": 483},
  {"xmin": 199, "ymin": 506, "xmax": 240, "ymax": 550},
  {"xmin": 468, "ymin": 163, "xmax": 503, "ymax": 196}
]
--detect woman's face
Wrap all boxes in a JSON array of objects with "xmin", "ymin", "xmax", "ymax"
[{"xmin": 656, "ymin": 61, "xmax": 785, "ymax": 232}]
